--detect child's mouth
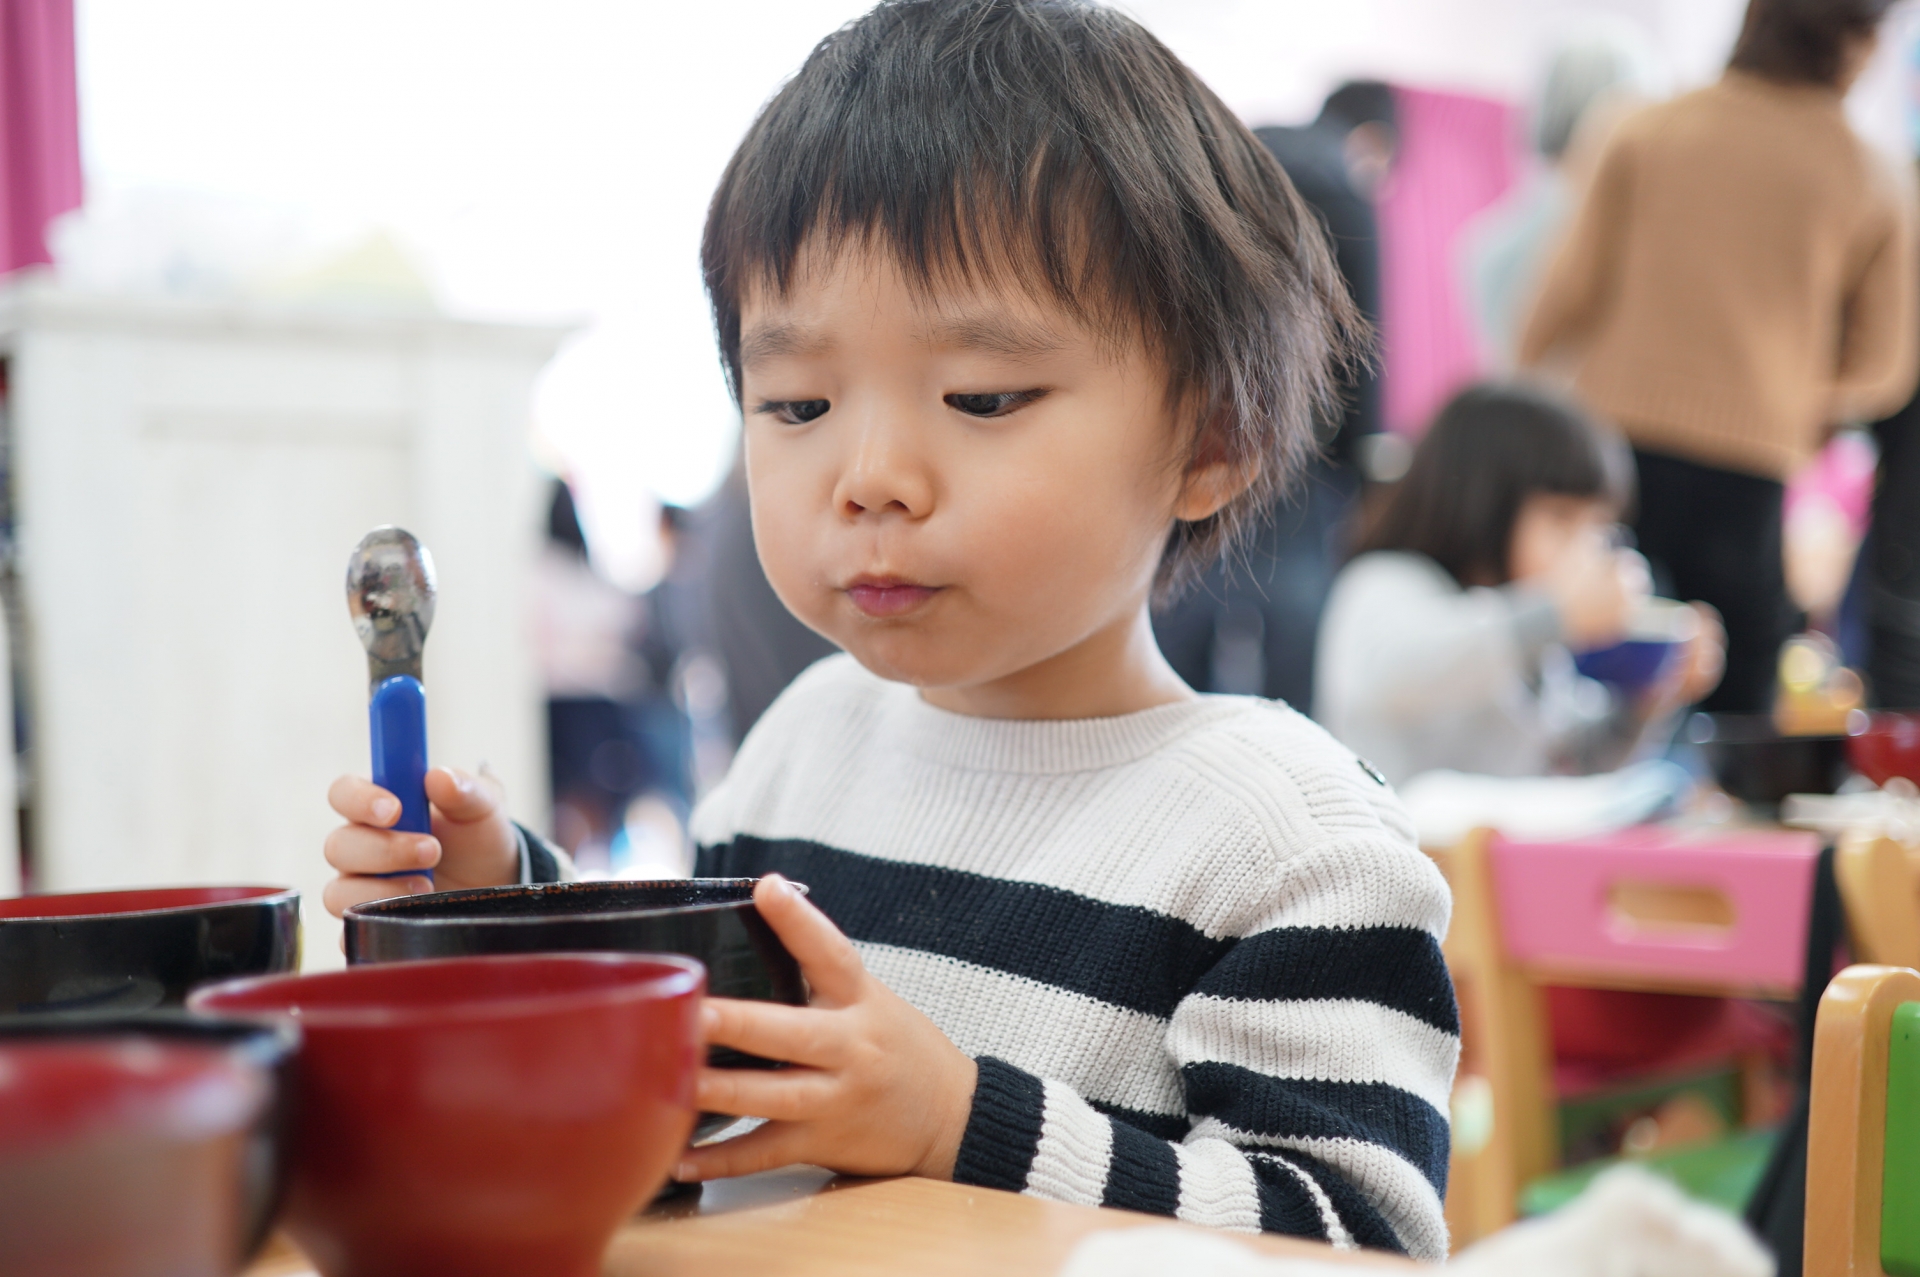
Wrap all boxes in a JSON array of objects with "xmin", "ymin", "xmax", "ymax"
[{"xmin": 845, "ymin": 578, "xmax": 940, "ymax": 617}]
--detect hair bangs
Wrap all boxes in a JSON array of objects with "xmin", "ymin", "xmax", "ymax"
[{"xmin": 702, "ymin": 0, "xmax": 1366, "ymax": 596}]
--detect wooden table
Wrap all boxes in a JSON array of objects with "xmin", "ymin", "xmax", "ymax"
[{"xmin": 244, "ymin": 1168, "xmax": 1414, "ymax": 1276}]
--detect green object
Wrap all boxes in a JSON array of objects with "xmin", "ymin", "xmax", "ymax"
[
  {"xmin": 1556, "ymin": 1068, "xmax": 1742, "ymax": 1167},
  {"xmin": 1883, "ymin": 1002, "xmax": 1920, "ymax": 1277},
  {"xmin": 1519, "ymin": 1127, "xmax": 1778, "ymax": 1219}
]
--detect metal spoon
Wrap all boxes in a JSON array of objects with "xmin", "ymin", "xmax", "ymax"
[
  {"xmin": 346, "ymin": 527, "xmax": 438, "ymax": 874},
  {"xmin": 347, "ymin": 527, "xmax": 437, "ymax": 689}
]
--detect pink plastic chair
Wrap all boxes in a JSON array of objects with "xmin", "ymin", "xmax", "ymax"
[{"xmin": 1491, "ymin": 826, "xmax": 1822, "ymax": 999}]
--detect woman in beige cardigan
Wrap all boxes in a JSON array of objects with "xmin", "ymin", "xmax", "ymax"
[{"xmin": 1520, "ymin": 0, "xmax": 1917, "ymax": 714}]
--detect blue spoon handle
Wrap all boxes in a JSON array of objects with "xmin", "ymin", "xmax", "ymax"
[{"xmin": 370, "ymin": 675, "xmax": 432, "ymax": 882}]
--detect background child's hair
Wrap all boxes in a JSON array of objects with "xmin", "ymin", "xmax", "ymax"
[
  {"xmin": 1353, "ymin": 381, "xmax": 1634, "ymax": 587},
  {"xmin": 701, "ymin": 0, "xmax": 1365, "ymax": 596}
]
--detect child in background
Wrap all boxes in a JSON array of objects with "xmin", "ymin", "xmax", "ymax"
[
  {"xmin": 319, "ymin": 0, "xmax": 1457, "ymax": 1259},
  {"xmin": 1317, "ymin": 382, "xmax": 1737, "ymax": 1088},
  {"xmin": 1316, "ymin": 382, "xmax": 1724, "ymax": 787}
]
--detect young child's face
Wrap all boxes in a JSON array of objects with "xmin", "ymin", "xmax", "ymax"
[{"xmin": 737, "ymin": 244, "xmax": 1207, "ymax": 696}]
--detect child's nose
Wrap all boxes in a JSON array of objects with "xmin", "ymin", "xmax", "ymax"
[{"xmin": 834, "ymin": 420, "xmax": 934, "ymax": 520}]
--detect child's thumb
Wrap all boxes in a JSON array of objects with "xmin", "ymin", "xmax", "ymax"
[{"xmin": 425, "ymin": 766, "xmax": 502, "ymax": 823}]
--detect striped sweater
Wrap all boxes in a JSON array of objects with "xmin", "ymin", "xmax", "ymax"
[{"xmin": 690, "ymin": 655, "xmax": 1458, "ymax": 1259}]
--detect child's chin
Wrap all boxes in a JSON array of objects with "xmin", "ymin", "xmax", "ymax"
[{"xmin": 839, "ymin": 640, "xmax": 981, "ymax": 693}]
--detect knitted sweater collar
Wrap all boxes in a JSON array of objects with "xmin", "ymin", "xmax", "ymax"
[{"xmin": 864, "ymin": 672, "xmax": 1253, "ymax": 775}]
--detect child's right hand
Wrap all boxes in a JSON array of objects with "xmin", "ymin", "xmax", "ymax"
[{"xmin": 321, "ymin": 767, "xmax": 520, "ymax": 918}]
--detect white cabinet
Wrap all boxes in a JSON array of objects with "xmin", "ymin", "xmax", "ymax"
[{"xmin": 0, "ymin": 282, "xmax": 566, "ymax": 965}]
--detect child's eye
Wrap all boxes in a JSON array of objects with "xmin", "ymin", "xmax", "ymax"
[
  {"xmin": 944, "ymin": 390, "xmax": 1046, "ymax": 418},
  {"xmin": 754, "ymin": 399, "xmax": 831, "ymax": 425}
]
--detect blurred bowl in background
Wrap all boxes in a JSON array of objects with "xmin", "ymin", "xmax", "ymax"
[
  {"xmin": 1848, "ymin": 711, "xmax": 1920, "ymax": 788},
  {"xmin": 191, "ymin": 953, "xmax": 704, "ymax": 1277},
  {"xmin": 0, "ymin": 887, "xmax": 299, "ymax": 1013},
  {"xmin": 0, "ymin": 1034, "xmax": 273, "ymax": 1277},
  {"xmin": 344, "ymin": 877, "xmax": 803, "ymax": 1137},
  {"xmin": 1688, "ymin": 713, "xmax": 1850, "ymax": 811},
  {"xmin": 1574, "ymin": 598, "xmax": 1698, "ymax": 694},
  {"xmin": 0, "ymin": 1013, "xmax": 299, "ymax": 1260},
  {"xmin": 0, "ymin": 887, "xmax": 301, "ymax": 1017}
]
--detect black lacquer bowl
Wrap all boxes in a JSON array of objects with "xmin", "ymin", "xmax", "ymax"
[
  {"xmin": 344, "ymin": 878, "xmax": 807, "ymax": 1140},
  {"xmin": 1688, "ymin": 713, "xmax": 1852, "ymax": 812},
  {"xmin": 0, "ymin": 1011, "xmax": 301, "ymax": 1262},
  {"xmin": 0, "ymin": 887, "xmax": 303, "ymax": 1018}
]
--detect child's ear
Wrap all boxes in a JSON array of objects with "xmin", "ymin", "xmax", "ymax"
[{"xmin": 1173, "ymin": 457, "xmax": 1256, "ymax": 523}]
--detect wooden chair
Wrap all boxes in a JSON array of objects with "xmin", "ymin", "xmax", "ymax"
[
  {"xmin": 1433, "ymin": 825, "xmax": 1825, "ymax": 1248},
  {"xmin": 1834, "ymin": 830, "xmax": 1920, "ymax": 971},
  {"xmin": 1805, "ymin": 964, "xmax": 1920, "ymax": 1277}
]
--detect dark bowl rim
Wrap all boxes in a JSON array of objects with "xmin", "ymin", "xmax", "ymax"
[
  {"xmin": 0, "ymin": 1011, "xmax": 301, "ymax": 1058},
  {"xmin": 188, "ymin": 951, "xmax": 705, "ymax": 1028},
  {"xmin": 342, "ymin": 877, "xmax": 803, "ymax": 930},
  {"xmin": 0, "ymin": 886, "xmax": 300, "ymax": 924}
]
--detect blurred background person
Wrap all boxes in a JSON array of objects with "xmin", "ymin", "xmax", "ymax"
[
  {"xmin": 1316, "ymin": 382, "xmax": 1723, "ymax": 786},
  {"xmin": 1519, "ymin": 0, "xmax": 1918, "ymax": 716},
  {"xmin": 697, "ymin": 456, "xmax": 837, "ymax": 743},
  {"xmin": 1152, "ymin": 81, "xmax": 1395, "ymax": 711},
  {"xmin": 1466, "ymin": 20, "xmax": 1664, "ymax": 368},
  {"xmin": 535, "ymin": 479, "xmax": 695, "ymax": 871}
]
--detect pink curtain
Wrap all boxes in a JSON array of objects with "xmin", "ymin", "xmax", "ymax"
[
  {"xmin": 1377, "ymin": 86, "xmax": 1520, "ymax": 435},
  {"xmin": 1, "ymin": 0, "xmax": 82, "ymax": 276}
]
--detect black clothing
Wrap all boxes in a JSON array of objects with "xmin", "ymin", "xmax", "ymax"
[
  {"xmin": 1869, "ymin": 398, "xmax": 1920, "ymax": 706},
  {"xmin": 1630, "ymin": 447, "xmax": 1798, "ymax": 715},
  {"xmin": 1154, "ymin": 463, "xmax": 1360, "ymax": 710},
  {"xmin": 1251, "ymin": 124, "xmax": 1382, "ymax": 466},
  {"xmin": 700, "ymin": 464, "xmax": 837, "ymax": 741}
]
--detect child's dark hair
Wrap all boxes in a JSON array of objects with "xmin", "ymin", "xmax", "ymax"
[
  {"xmin": 1353, "ymin": 382, "xmax": 1634, "ymax": 588},
  {"xmin": 701, "ymin": 0, "xmax": 1364, "ymax": 595}
]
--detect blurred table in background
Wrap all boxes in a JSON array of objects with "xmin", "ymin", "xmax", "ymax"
[{"xmin": 244, "ymin": 1168, "xmax": 1415, "ymax": 1276}]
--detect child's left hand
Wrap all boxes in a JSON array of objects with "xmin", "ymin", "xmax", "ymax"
[{"xmin": 673, "ymin": 874, "xmax": 979, "ymax": 1184}]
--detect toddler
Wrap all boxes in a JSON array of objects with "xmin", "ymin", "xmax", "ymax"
[
  {"xmin": 1317, "ymin": 383, "xmax": 1724, "ymax": 785},
  {"xmin": 323, "ymin": 0, "xmax": 1456, "ymax": 1258}
]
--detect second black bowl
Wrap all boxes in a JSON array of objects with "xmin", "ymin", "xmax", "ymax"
[
  {"xmin": 0, "ymin": 887, "xmax": 302, "ymax": 1018},
  {"xmin": 344, "ymin": 878, "xmax": 807, "ymax": 1136},
  {"xmin": 1687, "ymin": 712, "xmax": 1851, "ymax": 811}
]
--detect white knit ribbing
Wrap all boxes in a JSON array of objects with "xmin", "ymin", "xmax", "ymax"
[
  {"xmin": 1191, "ymin": 1120, "xmax": 1448, "ymax": 1262},
  {"xmin": 1028, "ymin": 1079, "xmax": 1117, "ymax": 1207},
  {"xmin": 1172, "ymin": 1135, "xmax": 1265, "ymax": 1233}
]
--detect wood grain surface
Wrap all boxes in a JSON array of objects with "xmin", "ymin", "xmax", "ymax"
[{"xmin": 243, "ymin": 1168, "xmax": 1415, "ymax": 1276}]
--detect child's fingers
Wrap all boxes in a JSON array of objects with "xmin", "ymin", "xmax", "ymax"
[
  {"xmin": 321, "ymin": 872, "xmax": 431, "ymax": 919},
  {"xmin": 694, "ymin": 1063, "xmax": 836, "ymax": 1121},
  {"xmin": 754, "ymin": 874, "xmax": 865, "ymax": 1005},
  {"xmin": 673, "ymin": 1119, "xmax": 812, "ymax": 1184},
  {"xmin": 700, "ymin": 998, "xmax": 842, "ymax": 1068},
  {"xmin": 328, "ymin": 774, "xmax": 402, "ymax": 828},
  {"xmin": 423, "ymin": 767, "xmax": 502, "ymax": 825},
  {"xmin": 323, "ymin": 824, "xmax": 441, "ymax": 877}
]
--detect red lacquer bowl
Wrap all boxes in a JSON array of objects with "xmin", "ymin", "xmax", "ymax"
[
  {"xmin": 0, "ymin": 1038, "xmax": 270, "ymax": 1277},
  {"xmin": 191, "ymin": 953, "xmax": 703, "ymax": 1277},
  {"xmin": 1850, "ymin": 711, "xmax": 1920, "ymax": 787}
]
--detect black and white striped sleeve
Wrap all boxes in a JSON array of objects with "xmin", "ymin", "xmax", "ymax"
[{"xmin": 951, "ymin": 920, "xmax": 1458, "ymax": 1260}]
